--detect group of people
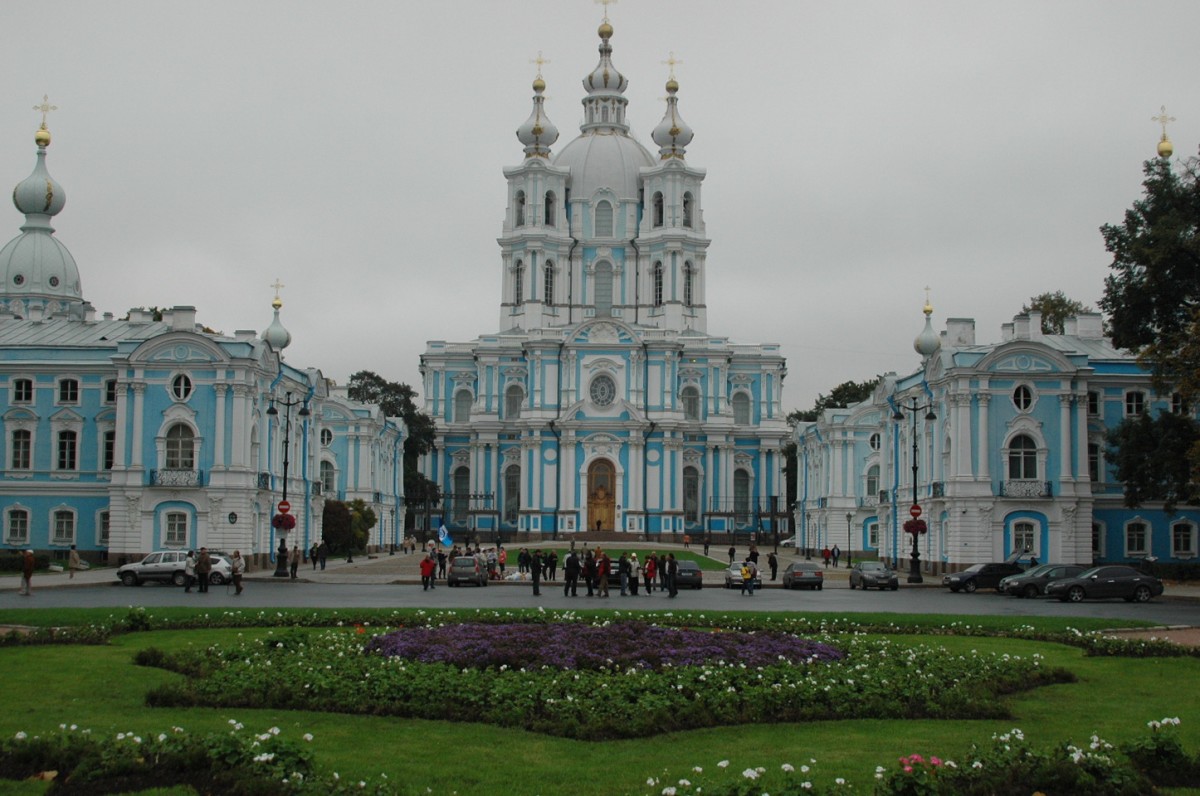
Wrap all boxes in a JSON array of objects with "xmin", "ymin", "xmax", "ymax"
[
  {"xmin": 821, "ymin": 545, "xmax": 843, "ymax": 568},
  {"xmin": 181, "ymin": 548, "xmax": 246, "ymax": 595},
  {"xmin": 560, "ymin": 549, "xmax": 681, "ymax": 599}
]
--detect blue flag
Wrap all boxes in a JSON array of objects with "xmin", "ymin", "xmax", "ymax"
[{"xmin": 438, "ymin": 525, "xmax": 453, "ymax": 548}]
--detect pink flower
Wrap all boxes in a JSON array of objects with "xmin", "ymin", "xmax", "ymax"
[
  {"xmin": 930, "ymin": 756, "xmax": 942, "ymax": 766},
  {"xmin": 903, "ymin": 766, "xmax": 913, "ymax": 774}
]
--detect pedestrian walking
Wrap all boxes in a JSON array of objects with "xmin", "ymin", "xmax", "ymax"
[
  {"xmin": 618, "ymin": 553, "xmax": 630, "ymax": 595},
  {"xmin": 832, "ymin": 544, "xmax": 841, "ymax": 568},
  {"xmin": 629, "ymin": 553, "xmax": 640, "ymax": 595},
  {"xmin": 703, "ymin": 536, "xmax": 710, "ymax": 556},
  {"xmin": 68, "ymin": 545, "xmax": 81, "ymax": 579},
  {"xmin": 310, "ymin": 543, "xmax": 319, "ymax": 570},
  {"xmin": 318, "ymin": 542, "xmax": 327, "ymax": 570},
  {"xmin": 183, "ymin": 550, "xmax": 197, "ymax": 592},
  {"xmin": 419, "ymin": 552, "xmax": 436, "ymax": 590},
  {"xmin": 289, "ymin": 545, "xmax": 300, "ymax": 580},
  {"xmin": 195, "ymin": 547, "xmax": 212, "ymax": 593},
  {"xmin": 18, "ymin": 549, "xmax": 34, "ymax": 596},
  {"xmin": 822, "ymin": 546, "xmax": 831, "ymax": 568},
  {"xmin": 768, "ymin": 551, "xmax": 778, "ymax": 581},
  {"xmin": 231, "ymin": 550, "xmax": 246, "ymax": 595},
  {"xmin": 644, "ymin": 554, "xmax": 656, "ymax": 594},
  {"xmin": 728, "ymin": 545, "xmax": 736, "ymax": 565},
  {"xmin": 563, "ymin": 550, "xmax": 580, "ymax": 596},
  {"xmin": 531, "ymin": 549, "xmax": 543, "ymax": 596},
  {"xmin": 666, "ymin": 553, "xmax": 679, "ymax": 598}
]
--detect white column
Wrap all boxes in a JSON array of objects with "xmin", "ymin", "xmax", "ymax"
[
  {"xmin": 130, "ymin": 383, "xmax": 145, "ymax": 468},
  {"xmin": 1059, "ymin": 393, "xmax": 1073, "ymax": 480},
  {"xmin": 976, "ymin": 392, "xmax": 990, "ymax": 479},
  {"xmin": 213, "ymin": 384, "xmax": 227, "ymax": 470},
  {"xmin": 113, "ymin": 383, "xmax": 129, "ymax": 470}
]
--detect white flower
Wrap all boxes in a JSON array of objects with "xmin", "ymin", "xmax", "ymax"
[
  {"xmin": 782, "ymin": 764, "xmax": 795, "ymax": 772},
  {"xmin": 678, "ymin": 779, "xmax": 691, "ymax": 787},
  {"xmin": 303, "ymin": 733, "xmax": 314, "ymax": 742},
  {"xmin": 14, "ymin": 732, "xmax": 26, "ymax": 740},
  {"xmin": 801, "ymin": 782, "xmax": 812, "ymax": 790},
  {"xmin": 836, "ymin": 778, "xmax": 846, "ymax": 785},
  {"xmin": 718, "ymin": 760, "xmax": 729, "ymax": 768},
  {"xmin": 972, "ymin": 761, "xmax": 983, "ymax": 769},
  {"xmin": 743, "ymin": 768, "xmax": 759, "ymax": 780},
  {"xmin": 800, "ymin": 765, "xmax": 810, "ymax": 773},
  {"xmin": 269, "ymin": 726, "xmax": 280, "ymax": 735},
  {"xmin": 662, "ymin": 788, "xmax": 677, "ymax": 796},
  {"xmin": 693, "ymin": 767, "xmax": 703, "ymax": 773}
]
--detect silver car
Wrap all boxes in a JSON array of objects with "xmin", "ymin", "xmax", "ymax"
[{"xmin": 116, "ymin": 551, "xmax": 232, "ymax": 587}]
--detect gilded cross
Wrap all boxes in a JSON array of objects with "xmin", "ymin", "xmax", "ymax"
[
  {"xmin": 662, "ymin": 52, "xmax": 682, "ymax": 80},
  {"xmin": 1152, "ymin": 105, "xmax": 1175, "ymax": 139},
  {"xmin": 270, "ymin": 278, "xmax": 286, "ymax": 300},
  {"xmin": 33, "ymin": 94, "xmax": 57, "ymax": 128},
  {"xmin": 595, "ymin": 0, "xmax": 616, "ymax": 22},
  {"xmin": 530, "ymin": 50, "xmax": 550, "ymax": 79}
]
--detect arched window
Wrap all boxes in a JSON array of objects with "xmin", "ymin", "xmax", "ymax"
[
  {"xmin": 653, "ymin": 262, "xmax": 664, "ymax": 307},
  {"xmin": 684, "ymin": 466, "xmax": 700, "ymax": 523},
  {"xmin": 652, "ymin": 192, "xmax": 664, "ymax": 227},
  {"xmin": 166, "ymin": 424, "xmax": 195, "ymax": 470},
  {"xmin": 1007, "ymin": 434, "xmax": 1037, "ymax": 480},
  {"xmin": 10, "ymin": 429, "xmax": 31, "ymax": 470},
  {"xmin": 503, "ymin": 465, "xmax": 520, "ymax": 524},
  {"xmin": 594, "ymin": 262, "xmax": 613, "ymax": 316},
  {"xmin": 682, "ymin": 192, "xmax": 693, "ymax": 227},
  {"xmin": 320, "ymin": 460, "xmax": 336, "ymax": 493},
  {"xmin": 594, "ymin": 200, "xmax": 613, "ymax": 237},
  {"xmin": 452, "ymin": 467, "xmax": 470, "ymax": 522},
  {"xmin": 544, "ymin": 263, "xmax": 555, "ymax": 305},
  {"xmin": 513, "ymin": 260, "xmax": 524, "ymax": 305},
  {"xmin": 732, "ymin": 392, "xmax": 750, "ymax": 425},
  {"xmin": 57, "ymin": 430, "xmax": 78, "ymax": 471},
  {"xmin": 505, "ymin": 385, "xmax": 523, "ymax": 419},
  {"xmin": 453, "ymin": 391, "xmax": 472, "ymax": 424},
  {"xmin": 681, "ymin": 386, "xmax": 700, "ymax": 421},
  {"xmin": 1013, "ymin": 520, "xmax": 1036, "ymax": 554},
  {"xmin": 544, "ymin": 191, "xmax": 556, "ymax": 226},
  {"xmin": 866, "ymin": 464, "xmax": 880, "ymax": 498},
  {"xmin": 683, "ymin": 264, "xmax": 694, "ymax": 307},
  {"xmin": 515, "ymin": 190, "xmax": 526, "ymax": 226},
  {"xmin": 734, "ymin": 470, "xmax": 751, "ymax": 526}
]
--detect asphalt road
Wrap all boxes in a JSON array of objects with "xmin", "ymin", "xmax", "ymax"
[{"xmin": 17, "ymin": 578, "xmax": 1200, "ymax": 627}]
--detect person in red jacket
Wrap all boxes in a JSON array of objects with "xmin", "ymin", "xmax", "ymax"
[
  {"xmin": 644, "ymin": 554, "xmax": 657, "ymax": 595},
  {"xmin": 419, "ymin": 553, "xmax": 437, "ymax": 591}
]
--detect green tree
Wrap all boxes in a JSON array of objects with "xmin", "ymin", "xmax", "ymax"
[
  {"xmin": 347, "ymin": 371, "xmax": 440, "ymax": 524},
  {"xmin": 347, "ymin": 498, "xmax": 377, "ymax": 551},
  {"xmin": 321, "ymin": 500, "xmax": 353, "ymax": 553},
  {"xmin": 788, "ymin": 378, "xmax": 881, "ymax": 423},
  {"xmin": 1022, "ymin": 291, "xmax": 1092, "ymax": 335},
  {"xmin": 1106, "ymin": 412, "xmax": 1199, "ymax": 513},
  {"xmin": 1098, "ymin": 153, "xmax": 1200, "ymax": 503}
]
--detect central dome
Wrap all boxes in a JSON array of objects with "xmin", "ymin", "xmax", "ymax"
[{"xmin": 552, "ymin": 132, "xmax": 654, "ymax": 200}]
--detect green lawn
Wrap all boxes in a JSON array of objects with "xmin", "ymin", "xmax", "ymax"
[{"xmin": 0, "ymin": 609, "xmax": 1194, "ymax": 795}]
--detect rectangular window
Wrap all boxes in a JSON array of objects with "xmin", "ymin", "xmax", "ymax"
[
  {"xmin": 868, "ymin": 522, "xmax": 879, "ymax": 548},
  {"xmin": 1013, "ymin": 521, "xmax": 1036, "ymax": 554},
  {"xmin": 1092, "ymin": 523, "xmax": 1104, "ymax": 559},
  {"xmin": 98, "ymin": 511, "xmax": 110, "ymax": 545},
  {"xmin": 58, "ymin": 379, "xmax": 79, "ymax": 404},
  {"xmin": 165, "ymin": 512, "xmax": 188, "ymax": 546},
  {"xmin": 103, "ymin": 431, "xmax": 115, "ymax": 470},
  {"xmin": 1125, "ymin": 391, "xmax": 1145, "ymax": 416},
  {"xmin": 13, "ymin": 379, "xmax": 33, "ymax": 404},
  {"xmin": 1087, "ymin": 390, "xmax": 1100, "ymax": 416},
  {"xmin": 53, "ymin": 510, "xmax": 74, "ymax": 544},
  {"xmin": 1125, "ymin": 521, "xmax": 1148, "ymax": 556},
  {"xmin": 10, "ymin": 430, "xmax": 31, "ymax": 470},
  {"xmin": 1088, "ymin": 443, "xmax": 1100, "ymax": 483},
  {"xmin": 1172, "ymin": 393, "xmax": 1189, "ymax": 415},
  {"xmin": 104, "ymin": 380, "xmax": 117, "ymax": 404},
  {"xmin": 1172, "ymin": 523, "xmax": 1195, "ymax": 557},
  {"xmin": 7, "ymin": 509, "xmax": 29, "ymax": 544},
  {"xmin": 57, "ymin": 431, "xmax": 77, "ymax": 471}
]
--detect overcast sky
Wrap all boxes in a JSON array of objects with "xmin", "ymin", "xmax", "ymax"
[{"xmin": 3, "ymin": 1, "xmax": 1198, "ymax": 412}]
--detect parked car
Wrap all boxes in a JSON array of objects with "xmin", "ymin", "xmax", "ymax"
[
  {"xmin": 999, "ymin": 564, "xmax": 1087, "ymax": 598},
  {"xmin": 780, "ymin": 535, "xmax": 798, "ymax": 547},
  {"xmin": 1045, "ymin": 565, "xmax": 1164, "ymax": 603},
  {"xmin": 116, "ymin": 551, "xmax": 231, "ymax": 587},
  {"xmin": 724, "ymin": 562, "xmax": 763, "ymax": 589},
  {"xmin": 942, "ymin": 562, "xmax": 1024, "ymax": 593},
  {"xmin": 675, "ymin": 560, "xmax": 704, "ymax": 589},
  {"xmin": 447, "ymin": 555, "xmax": 488, "ymax": 587},
  {"xmin": 849, "ymin": 561, "xmax": 899, "ymax": 590},
  {"xmin": 781, "ymin": 561, "xmax": 824, "ymax": 590}
]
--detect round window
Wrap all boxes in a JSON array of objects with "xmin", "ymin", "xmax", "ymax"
[
  {"xmin": 172, "ymin": 374, "xmax": 193, "ymax": 401},
  {"xmin": 48, "ymin": 276, "xmax": 59, "ymax": 287},
  {"xmin": 590, "ymin": 374, "xmax": 616, "ymax": 407},
  {"xmin": 321, "ymin": 428, "xmax": 333, "ymax": 446},
  {"xmin": 13, "ymin": 274, "xmax": 24, "ymax": 285},
  {"xmin": 1013, "ymin": 385, "xmax": 1033, "ymax": 411},
  {"xmin": 869, "ymin": 432, "xmax": 881, "ymax": 451}
]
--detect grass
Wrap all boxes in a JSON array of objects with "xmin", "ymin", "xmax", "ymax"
[{"xmin": 0, "ymin": 609, "xmax": 1193, "ymax": 795}]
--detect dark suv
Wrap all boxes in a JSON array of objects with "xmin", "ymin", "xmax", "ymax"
[{"xmin": 942, "ymin": 562, "xmax": 1023, "ymax": 593}]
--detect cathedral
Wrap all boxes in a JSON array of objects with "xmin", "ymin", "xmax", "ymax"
[
  {"xmin": 0, "ymin": 112, "xmax": 404, "ymax": 566},
  {"xmin": 419, "ymin": 18, "xmax": 790, "ymax": 539}
]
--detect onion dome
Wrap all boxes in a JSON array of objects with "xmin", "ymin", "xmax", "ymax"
[
  {"xmin": 1153, "ymin": 105, "xmax": 1175, "ymax": 159},
  {"xmin": 0, "ymin": 113, "xmax": 83, "ymax": 314},
  {"xmin": 516, "ymin": 71, "xmax": 559, "ymax": 158},
  {"xmin": 913, "ymin": 296, "xmax": 940, "ymax": 359},
  {"xmin": 651, "ymin": 74, "xmax": 694, "ymax": 159},
  {"xmin": 579, "ymin": 20, "xmax": 631, "ymax": 134},
  {"xmin": 261, "ymin": 295, "xmax": 292, "ymax": 351},
  {"xmin": 1157, "ymin": 133, "xmax": 1174, "ymax": 159}
]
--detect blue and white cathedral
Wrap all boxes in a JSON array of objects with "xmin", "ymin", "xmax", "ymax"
[{"xmin": 420, "ymin": 19, "xmax": 790, "ymax": 538}]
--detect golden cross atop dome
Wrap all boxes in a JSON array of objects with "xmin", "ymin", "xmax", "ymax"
[
  {"xmin": 662, "ymin": 52, "xmax": 682, "ymax": 80},
  {"xmin": 33, "ymin": 94, "xmax": 57, "ymax": 129},
  {"xmin": 1152, "ymin": 105, "xmax": 1176, "ymax": 138},
  {"xmin": 270, "ymin": 278, "xmax": 286, "ymax": 300},
  {"xmin": 595, "ymin": 0, "xmax": 617, "ymax": 23},
  {"xmin": 530, "ymin": 51, "xmax": 550, "ymax": 79}
]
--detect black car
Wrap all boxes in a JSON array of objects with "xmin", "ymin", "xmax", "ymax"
[
  {"xmin": 675, "ymin": 560, "xmax": 703, "ymax": 589},
  {"xmin": 942, "ymin": 562, "xmax": 1024, "ymax": 593},
  {"xmin": 998, "ymin": 564, "xmax": 1086, "ymax": 598},
  {"xmin": 1045, "ymin": 565, "xmax": 1165, "ymax": 603},
  {"xmin": 849, "ymin": 561, "xmax": 899, "ymax": 591}
]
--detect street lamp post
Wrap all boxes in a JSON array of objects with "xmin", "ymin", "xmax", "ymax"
[
  {"xmin": 845, "ymin": 512, "xmax": 853, "ymax": 568},
  {"xmin": 893, "ymin": 396, "xmax": 935, "ymax": 584},
  {"xmin": 267, "ymin": 391, "xmax": 309, "ymax": 577}
]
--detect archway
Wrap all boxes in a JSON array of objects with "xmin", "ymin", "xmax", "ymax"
[{"xmin": 587, "ymin": 459, "xmax": 616, "ymax": 532}]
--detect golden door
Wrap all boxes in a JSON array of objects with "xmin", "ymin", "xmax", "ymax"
[{"xmin": 587, "ymin": 459, "xmax": 616, "ymax": 532}]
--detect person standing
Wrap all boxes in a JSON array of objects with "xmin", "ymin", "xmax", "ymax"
[
  {"xmin": 618, "ymin": 553, "xmax": 631, "ymax": 596},
  {"xmin": 644, "ymin": 554, "xmax": 656, "ymax": 594},
  {"xmin": 563, "ymin": 550, "xmax": 580, "ymax": 596},
  {"xmin": 183, "ymin": 550, "xmax": 197, "ymax": 592},
  {"xmin": 289, "ymin": 545, "xmax": 300, "ymax": 580},
  {"xmin": 310, "ymin": 543, "xmax": 319, "ymax": 571},
  {"xmin": 68, "ymin": 545, "xmax": 81, "ymax": 579},
  {"xmin": 437, "ymin": 549, "xmax": 448, "ymax": 580},
  {"xmin": 531, "ymin": 549, "xmax": 543, "ymax": 596},
  {"xmin": 547, "ymin": 550, "xmax": 558, "ymax": 581},
  {"xmin": 597, "ymin": 552, "xmax": 611, "ymax": 598},
  {"xmin": 683, "ymin": 534, "xmax": 691, "ymax": 549},
  {"xmin": 583, "ymin": 551, "xmax": 597, "ymax": 597},
  {"xmin": 832, "ymin": 544, "xmax": 841, "ymax": 568},
  {"xmin": 768, "ymin": 551, "xmax": 779, "ymax": 581},
  {"xmin": 666, "ymin": 553, "xmax": 679, "ymax": 598},
  {"xmin": 703, "ymin": 536, "xmax": 711, "ymax": 556},
  {"xmin": 741, "ymin": 559, "xmax": 757, "ymax": 596},
  {"xmin": 195, "ymin": 547, "xmax": 212, "ymax": 593},
  {"xmin": 728, "ymin": 545, "xmax": 736, "ymax": 565},
  {"xmin": 498, "ymin": 546, "xmax": 507, "ymax": 576},
  {"xmin": 231, "ymin": 550, "xmax": 246, "ymax": 596},
  {"xmin": 821, "ymin": 546, "xmax": 831, "ymax": 568},
  {"xmin": 629, "ymin": 553, "xmax": 640, "ymax": 595},
  {"xmin": 419, "ymin": 552, "xmax": 436, "ymax": 590},
  {"xmin": 18, "ymin": 549, "xmax": 34, "ymax": 596},
  {"xmin": 318, "ymin": 542, "xmax": 328, "ymax": 570}
]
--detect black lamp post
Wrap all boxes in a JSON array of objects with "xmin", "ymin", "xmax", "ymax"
[
  {"xmin": 267, "ymin": 392, "xmax": 309, "ymax": 577},
  {"xmin": 845, "ymin": 512, "xmax": 853, "ymax": 568},
  {"xmin": 893, "ymin": 397, "xmax": 935, "ymax": 583}
]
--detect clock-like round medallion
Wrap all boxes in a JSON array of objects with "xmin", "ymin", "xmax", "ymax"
[{"xmin": 590, "ymin": 374, "xmax": 616, "ymax": 407}]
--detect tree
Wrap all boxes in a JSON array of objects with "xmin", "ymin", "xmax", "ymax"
[
  {"xmin": 1021, "ymin": 291, "xmax": 1092, "ymax": 335},
  {"xmin": 347, "ymin": 498, "xmax": 377, "ymax": 551},
  {"xmin": 347, "ymin": 371, "xmax": 440, "ymax": 524},
  {"xmin": 788, "ymin": 378, "xmax": 881, "ymax": 423},
  {"xmin": 321, "ymin": 500, "xmax": 353, "ymax": 553},
  {"xmin": 1106, "ymin": 412, "xmax": 1200, "ymax": 513},
  {"xmin": 1098, "ymin": 153, "xmax": 1200, "ymax": 504}
]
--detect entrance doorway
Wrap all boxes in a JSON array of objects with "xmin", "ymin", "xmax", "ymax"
[{"xmin": 587, "ymin": 459, "xmax": 616, "ymax": 532}]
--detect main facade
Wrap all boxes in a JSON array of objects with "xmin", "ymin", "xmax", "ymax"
[
  {"xmin": 419, "ymin": 20, "xmax": 789, "ymax": 538},
  {"xmin": 0, "ymin": 119, "xmax": 404, "ymax": 566},
  {"xmin": 796, "ymin": 305, "xmax": 1200, "ymax": 571}
]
